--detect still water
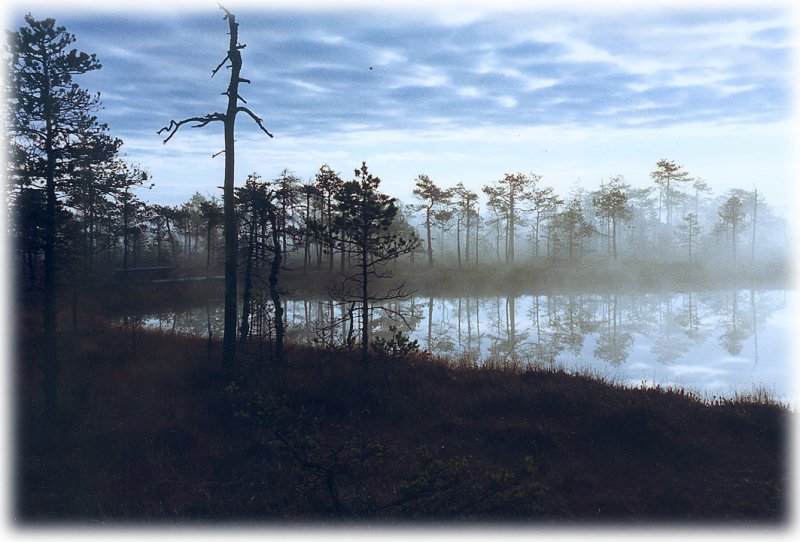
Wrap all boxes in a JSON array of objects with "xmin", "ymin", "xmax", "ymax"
[{"xmin": 136, "ymin": 289, "xmax": 795, "ymax": 405}]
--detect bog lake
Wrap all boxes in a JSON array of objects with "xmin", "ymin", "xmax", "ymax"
[{"xmin": 126, "ymin": 286, "xmax": 796, "ymax": 407}]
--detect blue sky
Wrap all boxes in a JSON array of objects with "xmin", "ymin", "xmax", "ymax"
[{"xmin": 3, "ymin": 0, "xmax": 796, "ymax": 217}]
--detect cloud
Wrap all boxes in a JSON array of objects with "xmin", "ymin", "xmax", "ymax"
[
  {"xmin": 457, "ymin": 86, "xmax": 482, "ymax": 98},
  {"xmin": 389, "ymin": 64, "xmax": 450, "ymax": 89},
  {"xmin": 60, "ymin": 6, "xmax": 790, "ymax": 141},
  {"xmin": 497, "ymin": 96, "xmax": 518, "ymax": 108},
  {"xmin": 373, "ymin": 47, "xmax": 406, "ymax": 66},
  {"xmin": 287, "ymin": 78, "xmax": 331, "ymax": 94},
  {"xmin": 22, "ymin": 5, "xmax": 789, "ymax": 210}
]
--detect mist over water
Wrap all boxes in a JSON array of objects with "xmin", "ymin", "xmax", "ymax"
[{"xmin": 133, "ymin": 287, "xmax": 793, "ymax": 406}]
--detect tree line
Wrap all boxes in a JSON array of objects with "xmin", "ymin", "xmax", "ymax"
[
  {"xmin": 9, "ymin": 149, "xmax": 780, "ymax": 289},
  {"xmin": 412, "ymin": 163, "xmax": 781, "ymax": 268},
  {"xmin": 56, "ymin": 159, "xmax": 774, "ymax": 276}
]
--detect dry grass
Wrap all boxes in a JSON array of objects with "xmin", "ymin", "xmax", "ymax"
[{"xmin": 13, "ymin": 310, "xmax": 790, "ymax": 524}]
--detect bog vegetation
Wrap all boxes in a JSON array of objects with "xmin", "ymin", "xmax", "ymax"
[{"xmin": 6, "ymin": 9, "xmax": 790, "ymax": 522}]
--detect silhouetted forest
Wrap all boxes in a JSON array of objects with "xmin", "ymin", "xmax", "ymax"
[
  {"xmin": 10, "ymin": 147, "xmax": 789, "ymax": 292},
  {"xmin": 7, "ymin": 9, "xmax": 791, "ymax": 523}
]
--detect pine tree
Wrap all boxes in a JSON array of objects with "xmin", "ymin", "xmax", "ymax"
[
  {"xmin": 331, "ymin": 162, "xmax": 418, "ymax": 365},
  {"xmin": 650, "ymin": 159, "xmax": 691, "ymax": 226},
  {"xmin": 7, "ymin": 14, "xmax": 107, "ymax": 414},
  {"xmin": 413, "ymin": 174, "xmax": 449, "ymax": 267}
]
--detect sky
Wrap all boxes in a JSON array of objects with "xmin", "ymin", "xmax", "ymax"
[
  {"xmin": 1, "ymin": 1, "xmax": 798, "ymax": 529},
  {"xmin": 2, "ymin": 0, "xmax": 797, "ymax": 218}
]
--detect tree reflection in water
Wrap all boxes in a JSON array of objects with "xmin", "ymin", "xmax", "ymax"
[
  {"xmin": 138, "ymin": 288, "xmax": 791, "ymax": 401},
  {"xmin": 593, "ymin": 294, "xmax": 634, "ymax": 367}
]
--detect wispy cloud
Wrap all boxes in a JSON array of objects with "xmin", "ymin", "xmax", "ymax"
[
  {"xmin": 43, "ymin": 5, "xmax": 789, "ymax": 139},
  {"xmin": 7, "ymin": 4, "xmax": 791, "ymax": 209}
]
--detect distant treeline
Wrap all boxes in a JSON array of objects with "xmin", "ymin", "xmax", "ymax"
[
  {"xmin": 12, "ymin": 161, "xmax": 788, "ymax": 286},
  {"xmin": 9, "ymin": 157, "xmax": 788, "ymax": 285}
]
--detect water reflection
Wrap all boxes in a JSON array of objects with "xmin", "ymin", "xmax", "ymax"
[{"xmin": 138, "ymin": 288, "xmax": 792, "ymax": 404}]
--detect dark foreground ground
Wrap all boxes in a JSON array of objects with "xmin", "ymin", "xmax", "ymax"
[{"xmin": 15, "ymin": 313, "xmax": 791, "ymax": 525}]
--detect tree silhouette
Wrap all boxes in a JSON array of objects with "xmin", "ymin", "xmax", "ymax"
[
  {"xmin": 236, "ymin": 174, "xmax": 266, "ymax": 345},
  {"xmin": 726, "ymin": 188, "xmax": 765, "ymax": 266},
  {"xmin": 483, "ymin": 185, "xmax": 509, "ymax": 261},
  {"xmin": 263, "ymin": 189, "xmax": 286, "ymax": 365},
  {"xmin": 413, "ymin": 174, "xmax": 449, "ymax": 267},
  {"xmin": 114, "ymin": 163, "xmax": 152, "ymax": 279},
  {"xmin": 314, "ymin": 164, "xmax": 344, "ymax": 271},
  {"xmin": 452, "ymin": 182, "xmax": 478, "ymax": 268},
  {"xmin": 528, "ymin": 185, "xmax": 562, "ymax": 259},
  {"xmin": 64, "ymin": 131, "xmax": 123, "ymax": 277},
  {"xmin": 592, "ymin": 178, "xmax": 631, "ymax": 259},
  {"xmin": 7, "ymin": 14, "xmax": 107, "ymax": 414},
  {"xmin": 716, "ymin": 193, "xmax": 746, "ymax": 266},
  {"xmin": 151, "ymin": 204, "xmax": 181, "ymax": 264},
  {"xmin": 650, "ymin": 159, "xmax": 691, "ymax": 226},
  {"xmin": 552, "ymin": 199, "xmax": 592, "ymax": 260},
  {"xmin": 330, "ymin": 162, "xmax": 419, "ymax": 365},
  {"xmin": 298, "ymin": 179, "xmax": 319, "ymax": 271},
  {"xmin": 482, "ymin": 172, "xmax": 538, "ymax": 263},
  {"xmin": 199, "ymin": 197, "xmax": 223, "ymax": 277},
  {"xmin": 272, "ymin": 169, "xmax": 301, "ymax": 260},
  {"xmin": 158, "ymin": 5, "xmax": 273, "ymax": 369},
  {"xmin": 234, "ymin": 173, "xmax": 287, "ymax": 362}
]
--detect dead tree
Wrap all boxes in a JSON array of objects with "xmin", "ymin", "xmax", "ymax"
[{"xmin": 158, "ymin": 5, "xmax": 272, "ymax": 368}]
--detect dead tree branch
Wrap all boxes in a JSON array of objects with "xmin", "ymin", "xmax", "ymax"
[
  {"xmin": 158, "ymin": 3, "xmax": 272, "ymax": 368},
  {"xmin": 212, "ymin": 55, "xmax": 230, "ymax": 77},
  {"xmin": 238, "ymin": 106, "xmax": 274, "ymax": 138},
  {"xmin": 157, "ymin": 114, "xmax": 225, "ymax": 144}
]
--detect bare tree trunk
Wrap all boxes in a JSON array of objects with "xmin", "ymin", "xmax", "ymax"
[
  {"xmin": 508, "ymin": 191, "xmax": 515, "ymax": 263},
  {"xmin": 611, "ymin": 216, "xmax": 617, "ymax": 259},
  {"xmin": 239, "ymin": 210, "xmax": 256, "ymax": 345},
  {"xmin": 304, "ymin": 191, "xmax": 311, "ymax": 271},
  {"xmin": 221, "ymin": 12, "xmax": 241, "ymax": 369},
  {"xmin": 456, "ymin": 215, "xmax": 461, "ymax": 268},
  {"xmin": 165, "ymin": 218, "xmax": 178, "ymax": 266},
  {"xmin": 464, "ymin": 207, "xmax": 471, "ymax": 267},
  {"xmin": 43, "ymin": 101, "xmax": 59, "ymax": 416},
  {"xmin": 266, "ymin": 201, "xmax": 284, "ymax": 364},
  {"xmin": 160, "ymin": 6, "xmax": 273, "ymax": 368},
  {"xmin": 360, "ymin": 227, "xmax": 370, "ymax": 365},
  {"xmin": 327, "ymin": 194, "xmax": 335, "ymax": 271},
  {"xmin": 475, "ymin": 213, "xmax": 479, "ymax": 265},
  {"xmin": 495, "ymin": 219, "xmax": 501, "ymax": 262},
  {"xmin": 122, "ymin": 193, "xmax": 130, "ymax": 281},
  {"xmin": 216, "ymin": 8, "xmax": 271, "ymax": 366},
  {"xmin": 340, "ymin": 230, "xmax": 346, "ymax": 274},
  {"xmin": 426, "ymin": 207, "xmax": 433, "ymax": 266}
]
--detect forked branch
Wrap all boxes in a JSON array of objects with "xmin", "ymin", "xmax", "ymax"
[{"xmin": 157, "ymin": 113, "xmax": 226, "ymax": 144}]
